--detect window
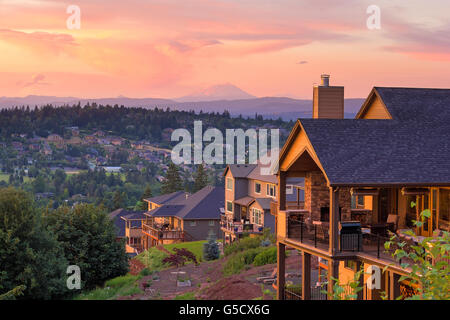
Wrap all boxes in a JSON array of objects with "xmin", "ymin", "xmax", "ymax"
[
  {"xmin": 286, "ymin": 185, "xmax": 293, "ymax": 195},
  {"xmin": 190, "ymin": 221, "xmax": 197, "ymax": 227},
  {"xmin": 255, "ymin": 182, "xmax": 261, "ymax": 194},
  {"xmin": 344, "ymin": 260, "xmax": 357, "ymax": 272},
  {"xmin": 351, "ymin": 195, "xmax": 365, "ymax": 209},
  {"xmin": 252, "ymin": 208, "xmax": 263, "ymax": 226},
  {"xmin": 226, "ymin": 201, "xmax": 233, "ymax": 213},
  {"xmin": 209, "ymin": 220, "xmax": 215, "ymax": 226},
  {"xmin": 226, "ymin": 178, "xmax": 233, "ymax": 191},
  {"xmin": 266, "ymin": 184, "xmax": 276, "ymax": 198}
]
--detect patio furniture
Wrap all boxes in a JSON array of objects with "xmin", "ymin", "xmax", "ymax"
[
  {"xmin": 369, "ymin": 223, "xmax": 390, "ymax": 238},
  {"xmin": 386, "ymin": 214, "xmax": 399, "ymax": 232}
]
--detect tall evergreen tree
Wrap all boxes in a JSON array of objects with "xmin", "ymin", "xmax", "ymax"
[
  {"xmin": 161, "ymin": 163, "xmax": 183, "ymax": 194},
  {"xmin": 193, "ymin": 164, "xmax": 208, "ymax": 192}
]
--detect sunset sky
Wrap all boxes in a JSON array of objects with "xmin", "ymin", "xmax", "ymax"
[{"xmin": 0, "ymin": 0, "xmax": 449, "ymax": 99}]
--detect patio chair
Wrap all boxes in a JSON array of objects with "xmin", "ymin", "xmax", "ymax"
[{"xmin": 386, "ymin": 214, "xmax": 399, "ymax": 232}]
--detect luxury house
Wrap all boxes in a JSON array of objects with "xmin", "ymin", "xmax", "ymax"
[
  {"xmin": 274, "ymin": 75, "xmax": 450, "ymax": 300},
  {"xmin": 141, "ymin": 186, "xmax": 224, "ymax": 249},
  {"xmin": 222, "ymin": 163, "xmax": 304, "ymax": 244}
]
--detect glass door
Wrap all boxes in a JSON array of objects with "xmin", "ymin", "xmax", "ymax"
[{"xmin": 417, "ymin": 193, "xmax": 432, "ymax": 237}]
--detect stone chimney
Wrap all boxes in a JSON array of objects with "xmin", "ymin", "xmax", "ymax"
[{"xmin": 312, "ymin": 74, "xmax": 344, "ymax": 119}]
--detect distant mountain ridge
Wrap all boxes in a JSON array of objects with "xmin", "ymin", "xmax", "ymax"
[
  {"xmin": 175, "ymin": 83, "xmax": 256, "ymax": 102},
  {"xmin": 0, "ymin": 95, "xmax": 365, "ymax": 121}
]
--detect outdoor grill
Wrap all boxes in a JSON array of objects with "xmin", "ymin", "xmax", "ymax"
[{"xmin": 339, "ymin": 221, "xmax": 362, "ymax": 251}]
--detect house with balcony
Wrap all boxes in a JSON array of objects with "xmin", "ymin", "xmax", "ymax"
[
  {"xmin": 109, "ymin": 208, "xmax": 146, "ymax": 256},
  {"xmin": 222, "ymin": 163, "xmax": 304, "ymax": 244},
  {"xmin": 141, "ymin": 186, "xmax": 224, "ymax": 249},
  {"xmin": 275, "ymin": 75, "xmax": 450, "ymax": 300}
]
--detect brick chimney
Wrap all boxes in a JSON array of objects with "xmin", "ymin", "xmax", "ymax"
[{"xmin": 312, "ymin": 74, "xmax": 344, "ymax": 119}]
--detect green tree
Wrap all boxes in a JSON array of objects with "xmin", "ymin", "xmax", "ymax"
[
  {"xmin": 0, "ymin": 187, "xmax": 68, "ymax": 299},
  {"xmin": 161, "ymin": 163, "xmax": 183, "ymax": 194},
  {"xmin": 384, "ymin": 207, "xmax": 450, "ymax": 300},
  {"xmin": 112, "ymin": 190, "xmax": 124, "ymax": 209},
  {"xmin": 193, "ymin": 164, "xmax": 208, "ymax": 193},
  {"xmin": 142, "ymin": 185, "xmax": 153, "ymax": 199},
  {"xmin": 44, "ymin": 203, "xmax": 129, "ymax": 289},
  {"xmin": 32, "ymin": 175, "xmax": 46, "ymax": 193}
]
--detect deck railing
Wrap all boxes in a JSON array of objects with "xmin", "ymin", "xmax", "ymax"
[
  {"xmin": 142, "ymin": 223, "xmax": 184, "ymax": 240},
  {"xmin": 220, "ymin": 215, "xmax": 263, "ymax": 234},
  {"xmin": 287, "ymin": 217, "xmax": 410, "ymax": 264},
  {"xmin": 287, "ymin": 218, "xmax": 329, "ymax": 251}
]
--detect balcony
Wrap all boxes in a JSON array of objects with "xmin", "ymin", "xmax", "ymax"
[
  {"xmin": 286, "ymin": 215, "xmax": 416, "ymax": 265},
  {"xmin": 142, "ymin": 222, "xmax": 184, "ymax": 241},
  {"xmin": 220, "ymin": 214, "xmax": 263, "ymax": 234},
  {"xmin": 270, "ymin": 200, "xmax": 305, "ymax": 216}
]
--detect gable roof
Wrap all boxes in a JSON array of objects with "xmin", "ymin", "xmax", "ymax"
[
  {"xmin": 144, "ymin": 191, "xmax": 188, "ymax": 205},
  {"xmin": 223, "ymin": 164, "xmax": 257, "ymax": 178},
  {"xmin": 357, "ymin": 87, "xmax": 450, "ymax": 121},
  {"xmin": 149, "ymin": 186, "xmax": 225, "ymax": 220},
  {"xmin": 298, "ymin": 118, "xmax": 450, "ymax": 186}
]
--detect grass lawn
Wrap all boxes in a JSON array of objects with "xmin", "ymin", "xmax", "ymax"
[
  {"xmin": 164, "ymin": 240, "xmax": 207, "ymax": 261},
  {"xmin": 73, "ymin": 274, "xmax": 143, "ymax": 300}
]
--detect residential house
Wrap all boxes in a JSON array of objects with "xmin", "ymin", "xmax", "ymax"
[
  {"xmin": 141, "ymin": 186, "xmax": 224, "ymax": 249},
  {"xmin": 47, "ymin": 134, "xmax": 65, "ymax": 149},
  {"xmin": 109, "ymin": 209, "xmax": 146, "ymax": 256},
  {"xmin": 222, "ymin": 163, "xmax": 304, "ymax": 244},
  {"xmin": 274, "ymin": 75, "xmax": 450, "ymax": 300}
]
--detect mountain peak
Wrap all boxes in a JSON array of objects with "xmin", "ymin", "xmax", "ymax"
[{"xmin": 176, "ymin": 83, "xmax": 255, "ymax": 102}]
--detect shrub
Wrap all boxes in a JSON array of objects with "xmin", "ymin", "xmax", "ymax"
[
  {"xmin": 224, "ymin": 236, "xmax": 261, "ymax": 256},
  {"xmin": 223, "ymin": 247, "xmax": 265, "ymax": 276},
  {"xmin": 139, "ymin": 268, "xmax": 152, "ymax": 276},
  {"xmin": 162, "ymin": 248, "xmax": 198, "ymax": 267},
  {"xmin": 253, "ymin": 247, "xmax": 277, "ymax": 266},
  {"xmin": 203, "ymin": 232, "xmax": 220, "ymax": 261}
]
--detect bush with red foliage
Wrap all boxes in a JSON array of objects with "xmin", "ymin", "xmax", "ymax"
[{"xmin": 162, "ymin": 247, "xmax": 199, "ymax": 267}]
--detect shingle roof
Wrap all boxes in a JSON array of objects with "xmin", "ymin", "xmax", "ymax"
[
  {"xmin": 246, "ymin": 165, "xmax": 278, "ymax": 183},
  {"xmin": 224, "ymin": 164, "xmax": 257, "ymax": 178},
  {"xmin": 252, "ymin": 198, "xmax": 273, "ymax": 210},
  {"xmin": 374, "ymin": 87, "xmax": 450, "ymax": 121},
  {"xmin": 108, "ymin": 209, "xmax": 145, "ymax": 237},
  {"xmin": 144, "ymin": 191, "xmax": 189, "ymax": 205},
  {"xmin": 149, "ymin": 186, "xmax": 225, "ymax": 220},
  {"xmin": 234, "ymin": 196, "xmax": 254, "ymax": 206},
  {"xmin": 299, "ymin": 118, "xmax": 450, "ymax": 186}
]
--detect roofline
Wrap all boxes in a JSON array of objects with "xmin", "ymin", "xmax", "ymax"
[
  {"xmin": 279, "ymin": 120, "xmax": 332, "ymax": 186},
  {"xmin": 330, "ymin": 182, "xmax": 450, "ymax": 187},
  {"xmin": 223, "ymin": 165, "xmax": 231, "ymax": 177},
  {"xmin": 355, "ymin": 87, "xmax": 393, "ymax": 119}
]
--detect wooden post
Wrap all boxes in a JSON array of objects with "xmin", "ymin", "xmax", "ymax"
[
  {"xmin": 278, "ymin": 171, "xmax": 287, "ymax": 211},
  {"xmin": 277, "ymin": 242, "xmax": 286, "ymax": 300},
  {"xmin": 302, "ymin": 251, "xmax": 311, "ymax": 300},
  {"xmin": 327, "ymin": 259, "xmax": 339, "ymax": 300},
  {"xmin": 389, "ymin": 272, "xmax": 401, "ymax": 300},
  {"xmin": 329, "ymin": 187, "xmax": 340, "ymax": 255}
]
